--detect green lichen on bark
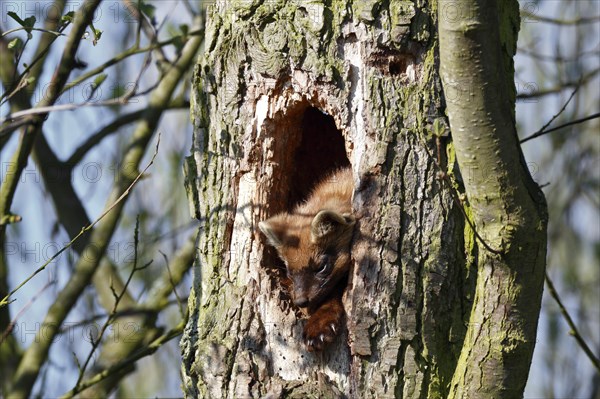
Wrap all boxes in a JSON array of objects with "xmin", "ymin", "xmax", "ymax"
[{"xmin": 180, "ymin": 0, "xmax": 538, "ymax": 397}]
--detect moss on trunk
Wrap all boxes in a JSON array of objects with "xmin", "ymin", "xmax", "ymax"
[{"xmin": 181, "ymin": 1, "xmax": 547, "ymax": 397}]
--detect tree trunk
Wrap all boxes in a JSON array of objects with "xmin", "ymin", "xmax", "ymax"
[
  {"xmin": 438, "ymin": 1, "xmax": 548, "ymax": 397},
  {"xmin": 181, "ymin": 1, "xmax": 547, "ymax": 398}
]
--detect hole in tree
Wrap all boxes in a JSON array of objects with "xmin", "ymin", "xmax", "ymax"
[
  {"xmin": 260, "ymin": 104, "xmax": 350, "ymax": 310},
  {"xmin": 288, "ymin": 107, "xmax": 350, "ymax": 208},
  {"xmin": 389, "ymin": 60, "xmax": 405, "ymax": 75},
  {"xmin": 260, "ymin": 104, "xmax": 351, "ymax": 214}
]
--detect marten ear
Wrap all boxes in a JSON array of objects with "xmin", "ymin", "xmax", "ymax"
[
  {"xmin": 311, "ymin": 210, "xmax": 355, "ymax": 243},
  {"xmin": 259, "ymin": 215, "xmax": 288, "ymax": 249}
]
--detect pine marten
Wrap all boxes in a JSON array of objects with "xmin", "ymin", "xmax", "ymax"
[{"xmin": 259, "ymin": 167, "xmax": 355, "ymax": 351}]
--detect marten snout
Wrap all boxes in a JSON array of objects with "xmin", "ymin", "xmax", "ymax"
[
  {"xmin": 291, "ymin": 273, "xmax": 311, "ymax": 307},
  {"xmin": 293, "ymin": 296, "xmax": 309, "ymax": 308}
]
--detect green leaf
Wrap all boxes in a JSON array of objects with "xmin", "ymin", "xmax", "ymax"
[
  {"xmin": 59, "ymin": 11, "xmax": 74, "ymax": 29},
  {"xmin": 93, "ymin": 73, "xmax": 108, "ymax": 89},
  {"xmin": 7, "ymin": 11, "xmax": 25, "ymax": 27},
  {"xmin": 179, "ymin": 24, "xmax": 189, "ymax": 36},
  {"xmin": 140, "ymin": 2, "xmax": 156, "ymax": 20},
  {"xmin": 89, "ymin": 22, "xmax": 103, "ymax": 46},
  {"xmin": 23, "ymin": 15, "xmax": 36, "ymax": 28},
  {"xmin": 61, "ymin": 11, "xmax": 75, "ymax": 23},
  {"xmin": 172, "ymin": 36, "xmax": 184, "ymax": 52},
  {"xmin": 7, "ymin": 38, "xmax": 21, "ymax": 50},
  {"xmin": 23, "ymin": 16, "xmax": 36, "ymax": 39},
  {"xmin": 10, "ymin": 14, "xmax": 37, "ymax": 39},
  {"xmin": 112, "ymin": 84, "xmax": 126, "ymax": 99}
]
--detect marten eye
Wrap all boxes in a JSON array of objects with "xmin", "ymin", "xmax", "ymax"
[{"xmin": 316, "ymin": 254, "xmax": 333, "ymax": 275}]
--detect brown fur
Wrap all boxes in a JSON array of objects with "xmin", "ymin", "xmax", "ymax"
[{"xmin": 259, "ymin": 168, "xmax": 355, "ymax": 351}]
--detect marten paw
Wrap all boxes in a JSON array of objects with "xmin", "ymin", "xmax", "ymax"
[{"xmin": 303, "ymin": 311, "xmax": 342, "ymax": 352}]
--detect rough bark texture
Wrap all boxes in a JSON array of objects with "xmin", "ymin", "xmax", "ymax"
[{"xmin": 181, "ymin": 1, "xmax": 546, "ymax": 398}]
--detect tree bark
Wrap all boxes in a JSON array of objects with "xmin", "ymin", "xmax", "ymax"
[
  {"xmin": 181, "ymin": 1, "xmax": 547, "ymax": 398},
  {"xmin": 438, "ymin": 1, "xmax": 548, "ymax": 397}
]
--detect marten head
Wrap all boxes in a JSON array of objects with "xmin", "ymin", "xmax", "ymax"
[{"xmin": 259, "ymin": 210, "xmax": 355, "ymax": 308}]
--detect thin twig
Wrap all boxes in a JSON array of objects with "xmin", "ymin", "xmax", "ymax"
[
  {"xmin": 0, "ymin": 281, "xmax": 55, "ymax": 344},
  {"xmin": 526, "ymin": 82, "xmax": 581, "ymax": 140},
  {"xmin": 57, "ymin": 298, "xmax": 186, "ymax": 333},
  {"xmin": 123, "ymin": 0, "xmax": 170, "ymax": 69},
  {"xmin": 12, "ymin": 36, "xmax": 31, "ymax": 85},
  {"xmin": 61, "ymin": 29, "xmax": 201, "ymax": 94},
  {"xmin": 516, "ymin": 68, "xmax": 600, "ymax": 100},
  {"xmin": 159, "ymin": 251, "xmax": 185, "ymax": 318},
  {"xmin": 147, "ymin": 220, "xmax": 197, "ymax": 244},
  {"xmin": 0, "ymin": 133, "xmax": 161, "ymax": 308},
  {"xmin": 520, "ymin": 112, "xmax": 600, "ymax": 144},
  {"xmin": 0, "ymin": 7, "xmax": 71, "ymax": 105},
  {"xmin": 517, "ymin": 46, "xmax": 600, "ymax": 63},
  {"xmin": 73, "ymin": 217, "xmax": 151, "ymax": 390},
  {"xmin": 121, "ymin": 41, "xmax": 154, "ymax": 103},
  {"xmin": 0, "ymin": 0, "xmax": 68, "ymax": 107},
  {"xmin": 1, "ymin": 95, "xmax": 142, "ymax": 127},
  {"xmin": 59, "ymin": 320, "xmax": 186, "ymax": 399},
  {"xmin": 182, "ymin": 0, "xmax": 199, "ymax": 16},
  {"xmin": 1, "ymin": 27, "xmax": 66, "ymax": 37},
  {"xmin": 521, "ymin": 10, "xmax": 600, "ymax": 25},
  {"xmin": 545, "ymin": 272, "xmax": 600, "ymax": 373},
  {"xmin": 0, "ymin": 72, "xmax": 34, "ymax": 107},
  {"xmin": 0, "ymin": 0, "xmax": 100, "ymax": 237},
  {"xmin": 0, "ymin": 30, "xmax": 200, "ymax": 131},
  {"xmin": 66, "ymin": 100, "xmax": 188, "ymax": 166},
  {"xmin": 8, "ymin": 12, "xmax": 203, "ymax": 395}
]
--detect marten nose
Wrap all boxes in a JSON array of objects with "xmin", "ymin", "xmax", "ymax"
[{"xmin": 294, "ymin": 296, "xmax": 309, "ymax": 308}]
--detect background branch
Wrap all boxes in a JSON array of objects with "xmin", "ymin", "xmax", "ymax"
[
  {"xmin": 520, "ymin": 112, "xmax": 600, "ymax": 144},
  {"xmin": 60, "ymin": 320, "xmax": 186, "ymax": 399},
  {"xmin": 7, "ymin": 11, "xmax": 204, "ymax": 396},
  {"xmin": 544, "ymin": 272, "xmax": 600, "ymax": 372},
  {"xmin": 0, "ymin": 0, "xmax": 101, "ymax": 239}
]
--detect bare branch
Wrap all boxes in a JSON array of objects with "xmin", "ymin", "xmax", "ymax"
[
  {"xmin": 59, "ymin": 320, "xmax": 186, "ymax": 399},
  {"xmin": 0, "ymin": 30, "xmax": 200, "ymax": 133},
  {"xmin": 8, "ymin": 12, "xmax": 204, "ymax": 394},
  {"xmin": 0, "ymin": 1, "xmax": 68, "ymax": 387},
  {"xmin": 520, "ymin": 113, "xmax": 600, "ymax": 144},
  {"xmin": 61, "ymin": 29, "xmax": 202, "ymax": 94},
  {"xmin": 57, "ymin": 298, "xmax": 187, "ymax": 333},
  {"xmin": 80, "ymin": 233, "xmax": 196, "ymax": 397},
  {"xmin": 66, "ymin": 99, "xmax": 189, "ymax": 166},
  {"xmin": 0, "ymin": 281, "xmax": 55, "ymax": 344},
  {"xmin": 0, "ymin": 0, "xmax": 100, "ymax": 239},
  {"xmin": 73, "ymin": 217, "xmax": 145, "ymax": 391},
  {"xmin": 545, "ymin": 272, "xmax": 600, "ymax": 372},
  {"xmin": 1, "ymin": 95, "xmax": 141, "ymax": 126},
  {"xmin": 523, "ymin": 82, "xmax": 581, "ymax": 140},
  {"xmin": 521, "ymin": 10, "xmax": 600, "ymax": 25},
  {"xmin": 517, "ymin": 46, "xmax": 600, "ymax": 63},
  {"xmin": 516, "ymin": 68, "xmax": 600, "ymax": 100},
  {"xmin": 1, "ymin": 27, "xmax": 66, "ymax": 38},
  {"xmin": 122, "ymin": 0, "xmax": 169, "ymax": 69},
  {"xmin": 1, "ymin": 134, "xmax": 161, "ymax": 307}
]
